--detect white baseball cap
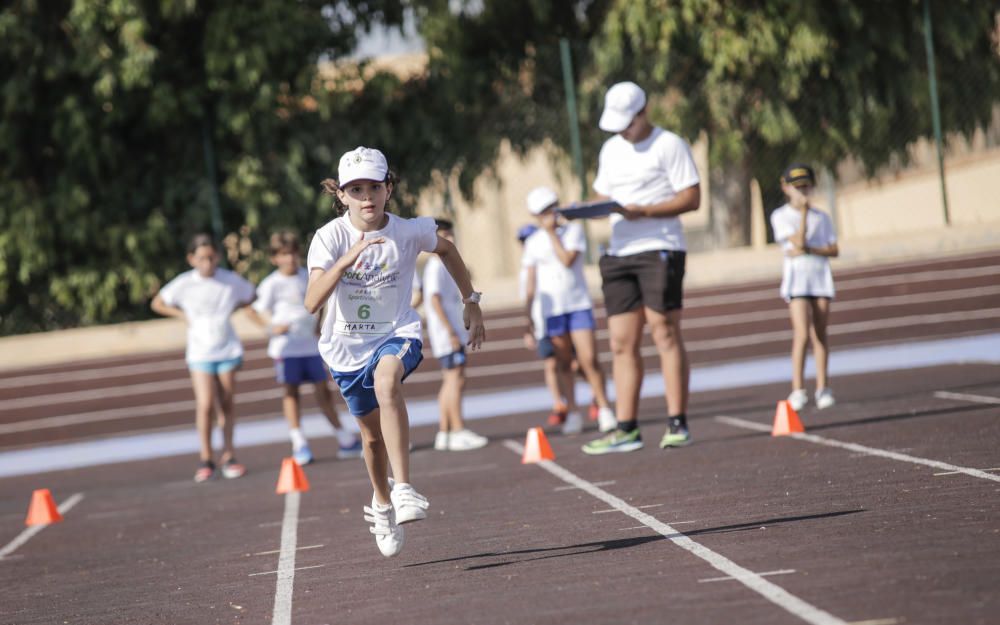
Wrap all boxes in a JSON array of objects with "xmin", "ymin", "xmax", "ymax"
[
  {"xmin": 598, "ymin": 81, "xmax": 647, "ymax": 133},
  {"xmin": 338, "ymin": 146, "xmax": 389, "ymax": 185},
  {"xmin": 526, "ymin": 186, "xmax": 559, "ymax": 215}
]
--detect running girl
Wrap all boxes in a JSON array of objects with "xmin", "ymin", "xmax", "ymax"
[
  {"xmin": 304, "ymin": 146, "xmax": 485, "ymax": 557},
  {"xmin": 151, "ymin": 234, "xmax": 256, "ymax": 482}
]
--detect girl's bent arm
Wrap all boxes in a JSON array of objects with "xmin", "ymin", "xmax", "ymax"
[
  {"xmin": 151, "ymin": 294, "xmax": 184, "ymax": 319},
  {"xmin": 304, "ymin": 234, "xmax": 386, "ymax": 313}
]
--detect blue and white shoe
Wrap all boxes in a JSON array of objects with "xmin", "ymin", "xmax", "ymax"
[
  {"xmin": 293, "ymin": 445, "xmax": 314, "ymax": 466},
  {"xmin": 337, "ymin": 437, "xmax": 363, "ymax": 459}
]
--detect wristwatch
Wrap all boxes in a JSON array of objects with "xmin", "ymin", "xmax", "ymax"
[{"xmin": 463, "ymin": 291, "xmax": 482, "ymax": 305}]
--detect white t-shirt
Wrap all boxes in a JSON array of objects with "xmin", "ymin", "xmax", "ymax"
[
  {"xmin": 307, "ymin": 213, "xmax": 438, "ymax": 371},
  {"xmin": 770, "ymin": 204, "xmax": 837, "ymax": 300},
  {"xmin": 253, "ymin": 268, "xmax": 321, "ymax": 359},
  {"xmin": 422, "ymin": 255, "xmax": 468, "ymax": 358},
  {"xmin": 518, "ymin": 267, "xmax": 546, "ymax": 340},
  {"xmin": 158, "ymin": 268, "xmax": 256, "ymax": 363},
  {"xmin": 592, "ymin": 126, "xmax": 701, "ymax": 256},
  {"xmin": 520, "ymin": 222, "xmax": 592, "ymax": 320}
]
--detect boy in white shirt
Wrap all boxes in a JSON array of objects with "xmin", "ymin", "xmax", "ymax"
[
  {"xmin": 521, "ymin": 187, "xmax": 617, "ymax": 436},
  {"xmin": 246, "ymin": 230, "xmax": 362, "ymax": 465},
  {"xmin": 770, "ymin": 164, "xmax": 839, "ymax": 411},
  {"xmin": 423, "ymin": 219, "xmax": 488, "ymax": 451},
  {"xmin": 151, "ymin": 234, "xmax": 256, "ymax": 482}
]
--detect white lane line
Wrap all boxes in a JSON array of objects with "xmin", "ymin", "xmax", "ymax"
[
  {"xmin": 620, "ymin": 521, "xmax": 696, "ymax": 530},
  {"xmin": 933, "ymin": 467, "xmax": 1000, "ymax": 477},
  {"xmin": 715, "ymin": 416, "xmax": 1000, "ymax": 484},
  {"xmin": 270, "ymin": 491, "xmax": 301, "ymax": 625},
  {"xmin": 253, "ymin": 544, "xmax": 324, "ymax": 557},
  {"xmin": 594, "ymin": 503, "xmax": 664, "ymax": 514},
  {"xmin": 254, "ymin": 564, "xmax": 326, "ymax": 578},
  {"xmin": 554, "ymin": 480, "xmax": 615, "ymax": 491},
  {"xmin": 699, "ymin": 569, "xmax": 797, "ymax": 583},
  {"xmin": 503, "ymin": 441, "xmax": 846, "ymax": 625},
  {"xmin": 934, "ymin": 390, "xmax": 1000, "ymax": 405},
  {"xmin": 0, "ymin": 492, "xmax": 85, "ymax": 560},
  {"xmin": 258, "ymin": 515, "xmax": 319, "ymax": 529}
]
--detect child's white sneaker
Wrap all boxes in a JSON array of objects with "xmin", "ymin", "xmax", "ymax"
[
  {"xmin": 561, "ymin": 410, "xmax": 583, "ymax": 435},
  {"xmin": 815, "ymin": 388, "xmax": 836, "ymax": 410},
  {"xmin": 444, "ymin": 429, "xmax": 488, "ymax": 451},
  {"xmin": 787, "ymin": 389, "xmax": 808, "ymax": 411},
  {"xmin": 390, "ymin": 482, "xmax": 429, "ymax": 524},
  {"xmin": 364, "ymin": 498, "xmax": 404, "ymax": 557},
  {"xmin": 597, "ymin": 406, "xmax": 617, "ymax": 433}
]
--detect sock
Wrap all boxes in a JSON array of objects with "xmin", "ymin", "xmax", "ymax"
[
  {"xmin": 668, "ymin": 414, "xmax": 687, "ymax": 430},
  {"xmin": 335, "ymin": 429, "xmax": 356, "ymax": 447},
  {"xmin": 617, "ymin": 420, "xmax": 639, "ymax": 433},
  {"xmin": 289, "ymin": 428, "xmax": 307, "ymax": 450}
]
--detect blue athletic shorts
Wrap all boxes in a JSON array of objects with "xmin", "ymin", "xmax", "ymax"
[
  {"xmin": 544, "ymin": 309, "xmax": 596, "ymax": 338},
  {"xmin": 331, "ymin": 337, "xmax": 424, "ymax": 417},
  {"xmin": 438, "ymin": 348, "xmax": 467, "ymax": 370},
  {"xmin": 536, "ymin": 336, "xmax": 555, "ymax": 359},
  {"xmin": 188, "ymin": 356, "xmax": 243, "ymax": 375},
  {"xmin": 275, "ymin": 355, "xmax": 328, "ymax": 385}
]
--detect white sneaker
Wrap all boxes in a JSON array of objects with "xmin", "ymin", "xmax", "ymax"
[
  {"xmin": 562, "ymin": 410, "xmax": 583, "ymax": 435},
  {"xmin": 390, "ymin": 482, "xmax": 429, "ymax": 524},
  {"xmin": 364, "ymin": 498, "xmax": 404, "ymax": 557},
  {"xmin": 445, "ymin": 429, "xmax": 488, "ymax": 451},
  {"xmin": 597, "ymin": 406, "xmax": 617, "ymax": 433},
  {"xmin": 815, "ymin": 388, "xmax": 836, "ymax": 410},
  {"xmin": 787, "ymin": 389, "xmax": 808, "ymax": 411},
  {"xmin": 434, "ymin": 430, "xmax": 449, "ymax": 451}
]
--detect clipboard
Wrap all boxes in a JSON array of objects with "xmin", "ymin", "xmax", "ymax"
[{"xmin": 557, "ymin": 200, "xmax": 621, "ymax": 220}]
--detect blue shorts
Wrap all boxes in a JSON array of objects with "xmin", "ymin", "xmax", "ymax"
[
  {"xmin": 438, "ymin": 348, "xmax": 467, "ymax": 370},
  {"xmin": 331, "ymin": 337, "xmax": 424, "ymax": 417},
  {"xmin": 544, "ymin": 309, "xmax": 596, "ymax": 338},
  {"xmin": 536, "ymin": 336, "xmax": 555, "ymax": 359},
  {"xmin": 275, "ymin": 355, "xmax": 328, "ymax": 385},
  {"xmin": 188, "ymin": 357, "xmax": 243, "ymax": 375}
]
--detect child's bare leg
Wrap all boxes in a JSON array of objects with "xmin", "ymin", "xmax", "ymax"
[
  {"xmin": 356, "ymin": 408, "xmax": 390, "ymax": 504},
  {"xmin": 570, "ymin": 328, "xmax": 611, "ymax": 408},
  {"xmin": 810, "ymin": 298, "xmax": 832, "ymax": 389},
  {"xmin": 543, "ymin": 356, "xmax": 563, "ymax": 407},
  {"xmin": 314, "ymin": 383, "xmax": 343, "ymax": 429},
  {"xmin": 788, "ymin": 299, "xmax": 811, "ymax": 391},
  {"xmin": 372, "ymin": 356, "xmax": 410, "ymax": 485},
  {"xmin": 550, "ymin": 334, "xmax": 578, "ymax": 411},
  {"xmin": 437, "ymin": 371, "xmax": 453, "ymax": 432},
  {"xmin": 190, "ymin": 371, "xmax": 217, "ymax": 462},
  {"xmin": 441, "ymin": 366, "xmax": 466, "ymax": 431},
  {"xmin": 283, "ymin": 384, "xmax": 301, "ymax": 429},
  {"xmin": 216, "ymin": 370, "xmax": 238, "ymax": 461}
]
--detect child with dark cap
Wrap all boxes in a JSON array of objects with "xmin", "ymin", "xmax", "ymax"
[{"xmin": 770, "ymin": 164, "xmax": 839, "ymax": 411}]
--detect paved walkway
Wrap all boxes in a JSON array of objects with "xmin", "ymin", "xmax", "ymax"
[{"xmin": 2, "ymin": 221, "xmax": 997, "ymax": 371}]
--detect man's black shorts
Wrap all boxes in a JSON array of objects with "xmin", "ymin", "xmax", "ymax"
[{"xmin": 599, "ymin": 250, "xmax": 686, "ymax": 316}]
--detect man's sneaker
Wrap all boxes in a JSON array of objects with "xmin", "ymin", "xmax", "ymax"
[
  {"xmin": 660, "ymin": 424, "xmax": 691, "ymax": 448},
  {"xmin": 390, "ymin": 482, "xmax": 429, "ymax": 524},
  {"xmin": 193, "ymin": 461, "xmax": 215, "ymax": 483},
  {"xmin": 787, "ymin": 389, "xmax": 808, "ymax": 411},
  {"xmin": 815, "ymin": 388, "xmax": 836, "ymax": 410},
  {"xmin": 445, "ymin": 429, "xmax": 488, "ymax": 451},
  {"xmin": 581, "ymin": 428, "xmax": 643, "ymax": 455},
  {"xmin": 546, "ymin": 405, "xmax": 568, "ymax": 426},
  {"xmin": 561, "ymin": 410, "xmax": 583, "ymax": 435},
  {"xmin": 588, "ymin": 401, "xmax": 600, "ymax": 421},
  {"xmin": 597, "ymin": 406, "xmax": 617, "ymax": 433},
  {"xmin": 293, "ymin": 445, "xmax": 314, "ymax": 466},
  {"xmin": 364, "ymin": 499, "xmax": 404, "ymax": 557},
  {"xmin": 221, "ymin": 459, "xmax": 247, "ymax": 479},
  {"xmin": 337, "ymin": 437, "xmax": 363, "ymax": 459}
]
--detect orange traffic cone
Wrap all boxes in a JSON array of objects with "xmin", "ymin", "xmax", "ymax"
[
  {"xmin": 275, "ymin": 458, "xmax": 310, "ymax": 494},
  {"xmin": 25, "ymin": 489, "xmax": 63, "ymax": 526},
  {"xmin": 771, "ymin": 400, "xmax": 805, "ymax": 436},
  {"xmin": 522, "ymin": 427, "xmax": 556, "ymax": 464}
]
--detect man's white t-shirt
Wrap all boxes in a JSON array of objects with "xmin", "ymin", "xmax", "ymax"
[
  {"xmin": 307, "ymin": 213, "xmax": 438, "ymax": 371},
  {"xmin": 770, "ymin": 204, "xmax": 837, "ymax": 301},
  {"xmin": 158, "ymin": 268, "xmax": 256, "ymax": 363},
  {"xmin": 520, "ymin": 222, "xmax": 592, "ymax": 320},
  {"xmin": 592, "ymin": 126, "xmax": 701, "ymax": 256},
  {"xmin": 422, "ymin": 255, "xmax": 468, "ymax": 358},
  {"xmin": 253, "ymin": 268, "xmax": 321, "ymax": 359}
]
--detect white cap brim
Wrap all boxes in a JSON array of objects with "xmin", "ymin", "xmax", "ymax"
[{"xmin": 599, "ymin": 108, "xmax": 633, "ymax": 133}]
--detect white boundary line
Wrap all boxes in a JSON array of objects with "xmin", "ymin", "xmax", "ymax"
[
  {"xmin": 714, "ymin": 416, "xmax": 1000, "ymax": 484},
  {"xmin": 0, "ymin": 493, "xmax": 85, "ymax": 560},
  {"xmin": 933, "ymin": 390, "xmax": 1000, "ymax": 405},
  {"xmin": 502, "ymin": 440, "xmax": 846, "ymax": 625},
  {"xmin": 270, "ymin": 491, "xmax": 301, "ymax": 625}
]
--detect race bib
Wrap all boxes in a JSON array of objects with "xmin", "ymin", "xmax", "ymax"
[{"xmin": 334, "ymin": 282, "xmax": 399, "ymax": 336}]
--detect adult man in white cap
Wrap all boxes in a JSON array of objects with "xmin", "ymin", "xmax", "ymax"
[{"xmin": 581, "ymin": 81, "xmax": 701, "ymax": 455}]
